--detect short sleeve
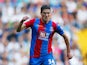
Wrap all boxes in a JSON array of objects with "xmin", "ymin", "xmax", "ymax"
[
  {"xmin": 52, "ymin": 22, "xmax": 64, "ymax": 35},
  {"xmin": 24, "ymin": 18, "xmax": 35, "ymax": 28},
  {"xmin": 56, "ymin": 25, "xmax": 64, "ymax": 35}
]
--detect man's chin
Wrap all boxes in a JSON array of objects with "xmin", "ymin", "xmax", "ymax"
[{"xmin": 43, "ymin": 19, "xmax": 49, "ymax": 23}]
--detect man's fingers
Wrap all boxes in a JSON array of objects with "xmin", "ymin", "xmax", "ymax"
[{"xmin": 67, "ymin": 55, "xmax": 73, "ymax": 59}]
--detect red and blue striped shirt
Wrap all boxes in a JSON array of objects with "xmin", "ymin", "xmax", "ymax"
[{"xmin": 24, "ymin": 18, "xmax": 64, "ymax": 58}]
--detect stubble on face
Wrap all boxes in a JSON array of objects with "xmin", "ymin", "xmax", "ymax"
[{"xmin": 41, "ymin": 9, "xmax": 51, "ymax": 24}]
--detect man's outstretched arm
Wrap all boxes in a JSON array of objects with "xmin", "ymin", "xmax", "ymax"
[
  {"xmin": 17, "ymin": 16, "xmax": 29, "ymax": 32},
  {"xmin": 53, "ymin": 22, "xmax": 72, "ymax": 59},
  {"xmin": 62, "ymin": 33, "xmax": 72, "ymax": 59}
]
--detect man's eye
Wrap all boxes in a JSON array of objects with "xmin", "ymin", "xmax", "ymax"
[
  {"xmin": 47, "ymin": 12, "xmax": 50, "ymax": 14},
  {"xmin": 43, "ymin": 12, "xmax": 46, "ymax": 14}
]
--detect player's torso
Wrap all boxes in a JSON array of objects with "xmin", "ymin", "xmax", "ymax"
[{"xmin": 30, "ymin": 18, "xmax": 55, "ymax": 57}]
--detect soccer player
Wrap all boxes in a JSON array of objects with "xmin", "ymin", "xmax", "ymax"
[{"xmin": 17, "ymin": 5, "xmax": 72, "ymax": 65}]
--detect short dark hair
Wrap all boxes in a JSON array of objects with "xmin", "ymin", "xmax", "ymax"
[{"xmin": 41, "ymin": 5, "xmax": 51, "ymax": 13}]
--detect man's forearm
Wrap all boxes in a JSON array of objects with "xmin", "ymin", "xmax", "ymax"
[
  {"xmin": 62, "ymin": 34, "xmax": 72, "ymax": 59},
  {"xmin": 63, "ymin": 34, "xmax": 70, "ymax": 53}
]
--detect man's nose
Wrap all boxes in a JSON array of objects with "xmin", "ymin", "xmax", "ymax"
[{"xmin": 45, "ymin": 13, "xmax": 49, "ymax": 16}]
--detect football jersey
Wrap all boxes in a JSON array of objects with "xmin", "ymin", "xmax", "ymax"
[{"xmin": 24, "ymin": 18, "xmax": 64, "ymax": 58}]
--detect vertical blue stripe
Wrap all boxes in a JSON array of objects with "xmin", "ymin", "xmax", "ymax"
[{"xmin": 30, "ymin": 18, "xmax": 40, "ymax": 56}]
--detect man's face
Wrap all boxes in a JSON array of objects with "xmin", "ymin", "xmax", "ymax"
[{"xmin": 41, "ymin": 9, "xmax": 51, "ymax": 23}]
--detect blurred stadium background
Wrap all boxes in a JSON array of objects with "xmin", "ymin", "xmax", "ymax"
[{"xmin": 0, "ymin": 0, "xmax": 87, "ymax": 65}]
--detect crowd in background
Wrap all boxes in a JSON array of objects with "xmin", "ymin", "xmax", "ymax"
[{"xmin": 0, "ymin": 0, "xmax": 87, "ymax": 65}]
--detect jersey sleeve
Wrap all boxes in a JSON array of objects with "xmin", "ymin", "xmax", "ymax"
[
  {"xmin": 24, "ymin": 18, "xmax": 35, "ymax": 28},
  {"xmin": 53, "ymin": 22, "xmax": 64, "ymax": 35}
]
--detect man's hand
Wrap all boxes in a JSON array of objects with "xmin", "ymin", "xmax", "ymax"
[
  {"xmin": 67, "ymin": 53, "xmax": 72, "ymax": 59},
  {"xmin": 17, "ymin": 16, "xmax": 29, "ymax": 32},
  {"xmin": 21, "ymin": 16, "xmax": 29, "ymax": 23}
]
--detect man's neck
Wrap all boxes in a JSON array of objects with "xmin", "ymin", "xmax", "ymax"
[{"xmin": 41, "ymin": 19, "xmax": 48, "ymax": 24}]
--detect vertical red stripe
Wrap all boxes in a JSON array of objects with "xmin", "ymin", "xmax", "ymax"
[
  {"xmin": 48, "ymin": 22, "xmax": 56, "ymax": 53},
  {"xmin": 34, "ymin": 19, "xmax": 45, "ymax": 57},
  {"xmin": 34, "ymin": 39, "xmax": 42, "ymax": 57},
  {"xmin": 52, "ymin": 22, "xmax": 57, "ymax": 30}
]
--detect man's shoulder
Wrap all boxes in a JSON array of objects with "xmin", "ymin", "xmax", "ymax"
[
  {"xmin": 31, "ymin": 18, "xmax": 40, "ymax": 21},
  {"xmin": 30, "ymin": 18, "xmax": 36, "ymax": 21},
  {"xmin": 51, "ymin": 21, "xmax": 57, "ymax": 25},
  {"xmin": 27, "ymin": 18, "xmax": 36, "ymax": 23},
  {"xmin": 29, "ymin": 18, "xmax": 41, "ymax": 24}
]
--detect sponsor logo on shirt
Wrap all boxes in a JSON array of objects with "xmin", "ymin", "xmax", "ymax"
[
  {"xmin": 50, "ymin": 27, "xmax": 54, "ymax": 32},
  {"xmin": 38, "ymin": 31, "xmax": 50, "ymax": 41}
]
